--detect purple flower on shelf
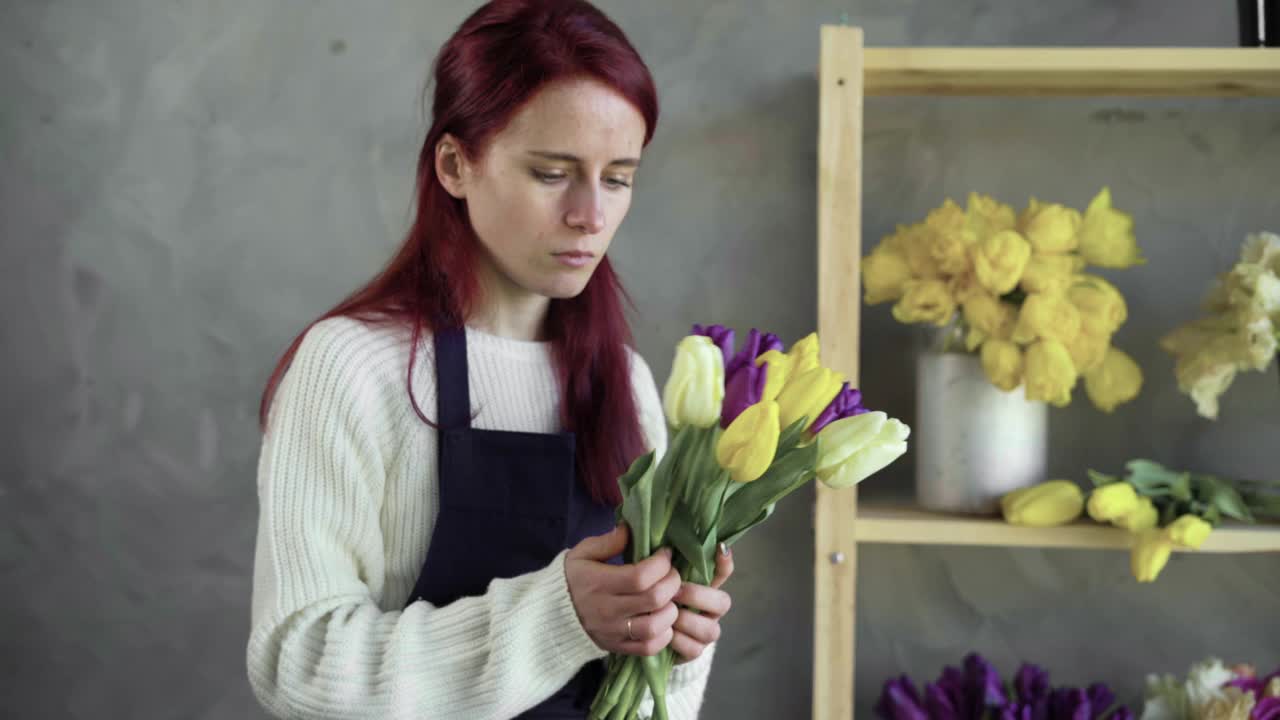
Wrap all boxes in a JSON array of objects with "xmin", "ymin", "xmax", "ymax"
[
  {"xmin": 964, "ymin": 653, "xmax": 1009, "ymax": 714},
  {"xmin": 1085, "ymin": 683, "xmax": 1116, "ymax": 720},
  {"xmin": 691, "ymin": 323, "xmax": 735, "ymax": 366},
  {"xmin": 1253, "ymin": 696, "xmax": 1280, "ymax": 720},
  {"xmin": 924, "ymin": 681, "xmax": 960, "ymax": 720},
  {"xmin": 810, "ymin": 381, "xmax": 869, "ymax": 433},
  {"xmin": 875, "ymin": 674, "xmax": 929, "ymax": 720},
  {"xmin": 1048, "ymin": 687, "xmax": 1091, "ymax": 720},
  {"xmin": 1014, "ymin": 664, "xmax": 1051, "ymax": 706}
]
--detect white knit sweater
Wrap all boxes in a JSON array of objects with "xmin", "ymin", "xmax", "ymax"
[{"xmin": 247, "ymin": 316, "xmax": 715, "ymax": 719}]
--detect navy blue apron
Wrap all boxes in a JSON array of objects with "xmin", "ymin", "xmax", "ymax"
[{"xmin": 404, "ymin": 326, "xmax": 621, "ymax": 718}]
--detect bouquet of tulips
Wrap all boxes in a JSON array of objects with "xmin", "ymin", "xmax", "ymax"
[
  {"xmin": 999, "ymin": 460, "xmax": 1280, "ymax": 583},
  {"xmin": 1141, "ymin": 657, "xmax": 1280, "ymax": 720},
  {"xmin": 588, "ymin": 324, "xmax": 911, "ymax": 720},
  {"xmin": 876, "ymin": 652, "xmax": 1134, "ymax": 720}
]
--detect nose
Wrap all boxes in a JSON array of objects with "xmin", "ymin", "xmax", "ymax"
[{"xmin": 564, "ymin": 183, "xmax": 606, "ymax": 235}]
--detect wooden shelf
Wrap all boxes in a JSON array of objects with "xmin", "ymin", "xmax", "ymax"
[
  {"xmin": 855, "ymin": 503, "xmax": 1280, "ymax": 553},
  {"xmin": 862, "ymin": 47, "xmax": 1280, "ymax": 96}
]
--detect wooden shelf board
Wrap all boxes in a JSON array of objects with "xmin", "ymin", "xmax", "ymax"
[
  {"xmin": 859, "ymin": 47, "xmax": 1280, "ymax": 96},
  {"xmin": 855, "ymin": 502, "xmax": 1280, "ymax": 553}
]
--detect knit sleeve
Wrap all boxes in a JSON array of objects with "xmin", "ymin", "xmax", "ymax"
[
  {"xmin": 627, "ymin": 348, "xmax": 718, "ymax": 719},
  {"xmin": 246, "ymin": 319, "xmax": 605, "ymax": 720}
]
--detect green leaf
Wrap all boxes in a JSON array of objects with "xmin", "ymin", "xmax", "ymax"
[
  {"xmin": 1125, "ymin": 459, "xmax": 1180, "ymax": 492},
  {"xmin": 1202, "ymin": 504, "xmax": 1221, "ymax": 525},
  {"xmin": 719, "ymin": 504, "xmax": 775, "ymax": 548},
  {"xmin": 1211, "ymin": 483, "xmax": 1256, "ymax": 523},
  {"xmin": 775, "ymin": 416, "xmax": 811, "ymax": 456},
  {"xmin": 1087, "ymin": 469, "xmax": 1119, "ymax": 488},
  {"xmin": 718, "ymin": 440, "xmax": 819, "ymax": 540},
  {"xmin": 651, "ymin": 426, "xmax": 696, "ymax": 545},
  {"xmin": 619, "ymin": 452, "xmax": 656, "ymax": 561},
  {"xmin": 1170, "ymin": 472, "xmax": 1193, "ymax": 502},
  {"xmin": 665, "ymin": 504, "xmax": 715, "ymax": 585}
]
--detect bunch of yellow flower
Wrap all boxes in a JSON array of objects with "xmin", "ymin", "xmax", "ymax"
[
  {"xmin": 862, "ymin": 188, "xmax": 1146, "ymax": 412},
  {"xmin": 1160, "ymin": 231, "xmax": 1280, "ymax": 420}
]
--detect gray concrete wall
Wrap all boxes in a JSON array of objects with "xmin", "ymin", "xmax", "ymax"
[{"xmin": 3, "ymin": 1, "xmax": 1277, "ymax": 717}]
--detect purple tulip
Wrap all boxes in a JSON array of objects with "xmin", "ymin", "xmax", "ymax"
[
  {"xmin": 760, "ymin": 331, "xmax": 784, "ymax": 355},
  {"xmin": 1107, "ymin": 709, "xmax": 1134, "ymax": 720},
  {"xmin": 964, "ymin": 653, "xmax": 1009, "ymax": 713},
  {"xmin": 725, "ymin": 328, "xmax": 766, "ymax": 378},
  {"xmin": 924, "ymin": 682, "xmax": 960, "ymax": 720},
  {"xmin": 1253, "ymin": 697, "xmax": 1280, "ymax": 720},
  {"xmin": 692, "ymin": 324, "xmax": 735, "ymax": 366},
  {"xmin": 1048, "ymin": 688, "xmax": 1091, "ymax": 720},
  {"xmin": 721, "ymin": 358, "xmax": 766, "ymax": 427},
  {"xmin": 1086, "ymin": 683, "xmax": 1116, "ymax": 719},
  {"xmin": 1015, "ymin": 664, "xmax": 1051, "ymax": 705},
  {"xmin": 810, "ymin": 382, "xmax": 870, "ymax": 434},
  {"xmin": 875, "ymin": 675, "xmax": 928, "ymax": 720}
]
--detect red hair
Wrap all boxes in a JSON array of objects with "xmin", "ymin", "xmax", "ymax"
[{"xmin": 258, "ymin": 0, "xmax": 658, "ymax": 506}]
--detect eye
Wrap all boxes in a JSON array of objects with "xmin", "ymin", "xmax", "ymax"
[
  {"xmin": 605, "ymin": 176, "xmax": 633, "ymax": 189},
  {"xmin": 531, "ymin": 168, "xmax": 567, "ymax": 184}
]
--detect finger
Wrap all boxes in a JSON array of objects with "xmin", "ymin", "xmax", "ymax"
[
  {"xmin": 599, "ymin": 546, "xmax": 673, "ymax": 595},
  {"xmin": 611, "ymin": 567, "xmax": 681, "ymax": 617},
  {"xmin": 570, "ymin": 523, "xmax": 629, "ymax": 562},
  {"xmin": 673, "ymin": 607, "xmax": 721, "ymax": 645},
  {"xmin": 711, "ymin": 542, "xmax": 734, "ymax": 589},
  {"xmin": 626, "ymin": 602, "xmax": 678, "ymax": 642},
  {"xmin": 672, "ymin": 582, "xmax": 731, "ymax": 619},
  {"xmin": 617, "ymin": 626, "xmax": 674, "ymax": 658},
  {"xmin": 669, "ymin": 629, "xmax": 707, "ymax": 664}
]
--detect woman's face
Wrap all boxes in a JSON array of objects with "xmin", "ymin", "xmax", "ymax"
[{"xmin": 438, "ymin": 77, "xmax": 647, "ymax": 302}]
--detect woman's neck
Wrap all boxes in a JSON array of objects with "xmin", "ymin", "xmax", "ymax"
[{"xmin": 471, "ymin": 258, "xmax": 552, "ymax": 342}]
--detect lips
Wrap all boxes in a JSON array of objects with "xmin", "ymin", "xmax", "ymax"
[{"xmin": 553, "ymin": 250, "xmax": 595, "ymax": 258}]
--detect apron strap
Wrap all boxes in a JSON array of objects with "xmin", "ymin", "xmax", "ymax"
[{"xmin": 434, "ymin": 325, "xmax": 470, "ymax": 430}]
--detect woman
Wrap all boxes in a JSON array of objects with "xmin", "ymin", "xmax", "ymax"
[{"xmin": 245, "ymin": 1, "xmax": 733, "ymax": 718}]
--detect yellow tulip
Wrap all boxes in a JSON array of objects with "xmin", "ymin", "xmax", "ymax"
[
  {"xmin": 1086, "ymin": 482, "xmax": 1139, "ymax": 522},
  {"xmin": 892, "ymin": 279, "xmax": 957, "ymax": 327},
  {"xmin": 814, "ymin": 411, "xmax": 911, "ymax": 489},
  {"xmin": 787, "ymin": 332, "xmax": 821, "ymax": 377},
  {"xmin": 962, "ymin": 292, "xmax": 1018, "ymax": 341},
  {"xmin": 948, "ymin": 270, "xmax": 983, "ymax": 306},
  {"xmin": 1065, "ymin": 330, "xmax": 1110, "ymax": 374},
  {"xmin": 1014, "ymin": 292, "xmax": 1082, "ymax": 344},
  {"xmin": 1020, "ymin": 253, "xmax": 1082, "ymax": 295},
  {"xmin": 755, "ymin": 349, "xmax": 794, "ymax": 403},
  {"xmin": 965, "ymin": 191, "xmax": 1017, "ymax": 242},
  {"xmin": 715, "ymin": 401, "xmax": 780, "ymax": 483},
  {"xmin": 973, "ymin": 229, "xmax": 1033, "ymax": 295},
  {"xmin": 1167, "ymin": 514, "xmax": 1212, "ymax": 549},
  {"xmin": 1018, "ymin": 198, "xmax": 1082, "ymax": 254},
  {"xmin": 1113, "ymin": 496, "xmax": 1158, "ymax": 532},
  {"xmin": 1083, "ymin": 347, "xmax": 1144, "ymax": 413},
  {"xmin": 1069, "ymin": 274, "xmax": 1128, "ymax": 336},
  {"xmin": 662, "ymin": 335, "xmax": 724, "ymax": 428},
  {"xmin": 1130, "ymin": 528, "xmax": 1173, "ymax": 582},
  {"xmin": 776, "ymin": 366, "xmax": 844, "ymax": 432},
  {"xmin": 888, "ymin": 223, "xmax": 942, "ymax": 279},
  {"xmin": 1000, "ymin": 480, "xmax": 1085, "ymax": 527},
  {"xmin": 862, "ymin": 245, "xmax": 913, "ymax": 305},
  {"xmin": 1078, "ymin": 187, "xmax": 1146, "ymax": 268},
  {"xmin": 980, "ymin": 339, "xmax": 1023, "ymax": 392},
  {"xmin": 1023, "ymin": 339, "xmax": 1078, "ymax": 407}
]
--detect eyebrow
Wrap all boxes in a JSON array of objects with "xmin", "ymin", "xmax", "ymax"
[{"xmin": 527, "ymin": 150, "xmax": 640, "ymax": 168}]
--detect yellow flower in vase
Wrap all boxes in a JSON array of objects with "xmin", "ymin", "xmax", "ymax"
[
  {"xmin": 1014, "ymin": 292, "xmax": 1082, "ymax": 345},
  {"xmin": 892, "ymin": 279, "xmax": 957, "ymax": 327},
  {"xmin": 888, "ymin": 223, "xmax": 942, "ymax": 279},
  {"xmin": 973, "ymin": 229, "xmax": 1033, "ymax": 295},
  {"xmin": 1023, "ymin": 339, "xmax": 1078, "ymax": 406},
  {"xmin": 965, "ymin": 191, "xmax": 1017, "ymax": 242},
  {"xmin": 1078, "ymin": 187, "xmax": 1146, "ymax": 268},
  {"xmin": 1069, "ymin": 274, "xmax": 1129, "ymax": 337},
  {"xmin": 1018, "ymin": 198, "xmax": 1082, "ymax": 254},
  {"xmin": 1066, "ymin": 330, "xmax": 1111, "ymax": 374},
  {"xmin": 1020, "ymin": 253, "xmax": 1083, "ymax": 295},
  {"xmin": 1083, "ymin": 347, "xmax": 1144, "ymax": 412},
  {"xmin": 980, "ymin": 339, "xmax": 1023, "ymax": 392},
  {"xmin": 861, "ymin": 244, "xmax": 913, "ymax": 305},
  {"xmin": 963, "ymin": 292, "xmax": 1018, "ymax": 341}
]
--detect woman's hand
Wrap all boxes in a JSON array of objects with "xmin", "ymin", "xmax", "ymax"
[
  {"xmin": 565, "ymin": 524, "xmax": 682, "ymax": 657},
  {"xmin": 670, "ymin": 542, "xmax": 733, "ymax": 664}
]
